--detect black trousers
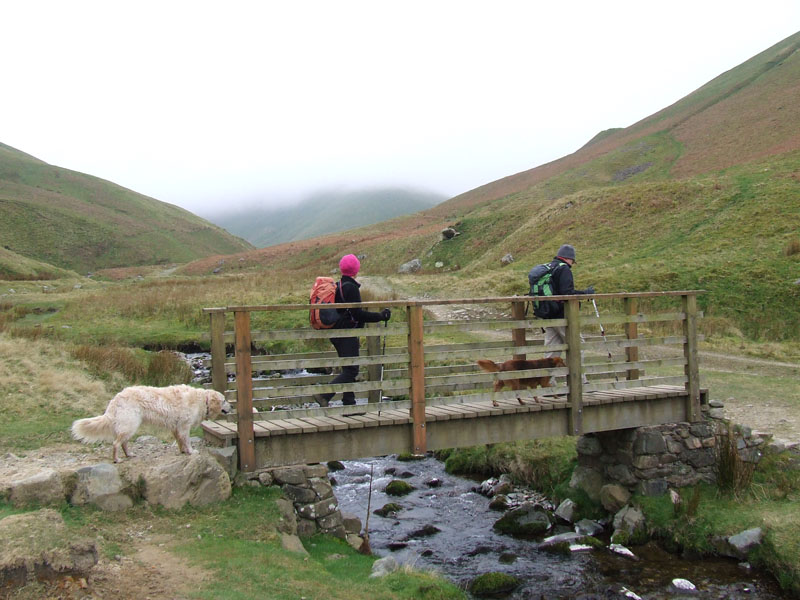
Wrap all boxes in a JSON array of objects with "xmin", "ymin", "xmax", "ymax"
[{"xmin": 321, "ymin": 336, "xmax": 360, "ymax": 405}]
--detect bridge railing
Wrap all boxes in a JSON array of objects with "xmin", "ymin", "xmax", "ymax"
[{"xmin": 203, "ymin": 291, "xmax": 703, "ymax": 471}]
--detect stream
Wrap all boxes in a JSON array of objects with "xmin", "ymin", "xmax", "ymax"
[
  {"xmin": 184, "ymin": 353, "xmax": 790, "ymax": 599},
  {"xmin": 333, "ymin": 454, "xmax": 789, "ymax": 600}
]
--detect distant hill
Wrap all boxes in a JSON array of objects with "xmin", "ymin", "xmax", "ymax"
[
  {"xmin": 0, "ymin": 142, "xmax": 254, "ymax": 275},
  {"xmin": 182, "ymin": 31, "xmax": 800, "ymax": 341},
  {"xmin": 204, "ymin": 187, "xmax": 445, "ymax": 247}
]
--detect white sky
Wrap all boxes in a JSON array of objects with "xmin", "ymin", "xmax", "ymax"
[{"xmin": 2, "ymin": 2, "xmax": 798, "ymax": 214}]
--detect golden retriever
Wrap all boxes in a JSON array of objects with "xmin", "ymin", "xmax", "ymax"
[
  {"xmin": 71, "ymin": 385, "xmax": 231, "ymax": 462},
  {"xmin": 477, "ymin": 357, "xmax": 566, "ymax": 405}
]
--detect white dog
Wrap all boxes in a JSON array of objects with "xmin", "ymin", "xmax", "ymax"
[{"xmin": 71, "ymin": 385, "xmax": 232, "ymax": 463}]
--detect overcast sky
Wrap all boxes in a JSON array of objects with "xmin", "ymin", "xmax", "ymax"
[{"xmin": 2, "ymin": 2, "xmax": 798, "ymax": 215}]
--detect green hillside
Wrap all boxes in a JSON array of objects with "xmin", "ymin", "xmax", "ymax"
[
  {"xmin": 206, "ymin": 187, "xmax": 445, "ymax": 247},
  {"xmin": 180, "ymin": 32, "xmax": 800, "ymax": 343},
  {"xmin": 0, "ymin": 142, "xmax": 254, "ymax": 274}
]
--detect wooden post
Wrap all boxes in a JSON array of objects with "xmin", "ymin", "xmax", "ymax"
[
  {"xmin": 209, "ymin": 311, "xmax": 227, "ymax": 395},
  {"xmin": 511, "ymin": 300, "xmax": 527, "ymax": 360},
  {"xmin": 565, "ymin": 298, "xmax": 583, "ymax": 436},
  {"xmin": 408, "ymin": 305, "xmax": 426, "ymax": 455},
  {"xmin": 366, "ymin": 323, "xmax": 382, "ymax": 403},
  {"xmin": 682, "ymin": 294, "xmax": 701, "ymax": 422},
  {"xmin": 624, "ymin": 297, "xmax": 639, "ymax": 381},
  {"xmin": 234, "ymin": 310, "xmax": 256, "ymax": 472}
]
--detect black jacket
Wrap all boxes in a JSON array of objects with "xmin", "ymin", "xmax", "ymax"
[
  {"xmin": 334, "ymin": 276, "xmax": 383, "ymax": 328},
  {"xmin": 548, "ymin": 259, "xmax": 591, "ymax": 319}
]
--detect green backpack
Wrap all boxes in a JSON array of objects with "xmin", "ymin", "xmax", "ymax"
[{"xmin": 528, "ymin": 262, "xmax": 564, "ymax": 318}]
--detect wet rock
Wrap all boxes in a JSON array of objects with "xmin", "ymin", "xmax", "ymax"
[
  {"xmin": 489, "ymin": 495, "xmax": 509, "ymax": 511},
  {"xmin": 493, "ymin": 502, "xmax": 551, "ymax": 539},
  {"xmin": 406, "ymin": 524, "xmax": 441, "ymax": 539},
  {"xmin": 425, "ymin": 478, "xmax": 442, "ymax": 488},
  {"xmin": 385, "ymin": 480, "xmax": 414, "ymax": 496},
  {"xmin": 554, "ymin": 498, "xmax": 577, "ymax": 523},
  {"xmin": 575, "ymin": 519, "xmax": 604, "ymax": 537},
  {"xmin": 374, "ymin": 502, "xmax": 403, "ymax": 517},
  {"xmin": 387, "ymin": 541, "xmax": 408, "ymax": 551},
  {"xmin": 468, "ymin": 572, "xmax": 521, "ymax": 597},
  {"xmin": 327, "ymin": 460, "xmax": 345, "ymax": 471}
]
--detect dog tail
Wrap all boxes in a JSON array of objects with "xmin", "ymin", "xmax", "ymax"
[
  {"xmin": 477, "ymin": 359, "xmax": 500, "ymax": 373},
  {"xmin": 71, "ymin": 414, "xmax": 114, "ymax": 443}
]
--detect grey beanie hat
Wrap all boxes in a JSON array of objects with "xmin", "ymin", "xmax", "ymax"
[{"xmin": 556, "ymin": 244, "xmax": 576, "ymax": 262}]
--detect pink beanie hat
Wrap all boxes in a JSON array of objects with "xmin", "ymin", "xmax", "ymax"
[{"xmin": 339, "ymin": 254, "xmax": 360, "ymax": 277}]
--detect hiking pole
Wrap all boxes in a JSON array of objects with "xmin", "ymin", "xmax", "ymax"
[
  {"xmin": 378, "ymin": 319, "xmax": 388, "ymax": 417},
  {"xmin": 591, "ymin": 298, "xmax": 619, "ymax": 382}
]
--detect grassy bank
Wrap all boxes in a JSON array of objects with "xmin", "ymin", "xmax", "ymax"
[{"xmin": 1, "ymin": 487, "xmax": 465, "ymax": 600}]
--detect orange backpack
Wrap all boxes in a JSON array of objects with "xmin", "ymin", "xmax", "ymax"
[{"xmin": 309, "ymin": 277, "xmax": 340, "ymax": 329}]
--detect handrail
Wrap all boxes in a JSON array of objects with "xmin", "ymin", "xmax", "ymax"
[
  {"xmin": 202, "ymin": 290, "xmax": 706, "ymax": 313},
  {"xmin": 205, "ymin": 291, "xmax": 704, "ymax": 472}
]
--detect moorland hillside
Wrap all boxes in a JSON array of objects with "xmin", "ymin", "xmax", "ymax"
[
  {"xmin": 179, "ymin": 32, "xmax": 800, "ymax": 341},
  {"xmin": 0, "ymin": 142, "xmax": 254, "ymax": 275}
]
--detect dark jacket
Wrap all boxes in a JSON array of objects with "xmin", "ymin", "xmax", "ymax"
[
  {"xmin": 548, "ymin": 258, "xmax": 591, "ymax": 319},
  {"xmin": 334, "ymin": 276, "xmax": 383, "ymax": 328}
]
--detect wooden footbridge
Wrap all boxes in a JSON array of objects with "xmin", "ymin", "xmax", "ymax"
[{"xmin": 201, "ymin": 292, "xmax": 706, "ymax": 472}]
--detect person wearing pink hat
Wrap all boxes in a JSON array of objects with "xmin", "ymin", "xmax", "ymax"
[{"xmin": 315, "ymin": 254, "xmax": 391, "ymax": 406}]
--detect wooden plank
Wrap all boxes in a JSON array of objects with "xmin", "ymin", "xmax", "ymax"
[
  {"xmin": 282, "ymin": 418, "xmax": 318, "ymax": 434},
  {"xmin": 252, "ymin": 419, "xmax": 287, "ymax": 436},
  {"xmin": 512, "ymin": 300, "xmax": 527, "ymax": 360},
  {"xmin": 378, "ymin": 409, "xmax": 413, "ymax": 425},
  {"xmin": 252, "ymin": 421, "xmax": 273, "ymax": 438},
  {"xmin": 209, "ymin": 311, "xmax": 227, "ymax": 394},
  {"xmin": 424, "ymin": 406, "xmax": 453, "ymax": 421},
  {"xmin": 234, "ymin": 310, "xmax": 256, "ymax": 472},
  {"xmin": 298, "ymin": 416, "xmax": 334, "ymax": 432},
  {"xmin": 325, "ymin": 414, "xmax": 366, "ymax": 430},
  {"xmin": 268, "ymin": 419, "xmax": 304, "ymax": 435},
  {"xmin": 313, "ymin": 415, "xmax": 350, "ymax": 431},
  {"xmin": 408, "ymin": 305, "xmax": 426, "ymax": 455},
  {"xmin": 346, "ymin": 414, "xmax": 380, "ymax": 428},
  {"xmin": 565, "ymin": 298, "xmax": 583, "ymax": 436}
]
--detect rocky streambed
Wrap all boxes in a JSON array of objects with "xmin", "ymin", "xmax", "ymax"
[{"xmin": 332, "ymin": 454, "xmax": 789, "ymax": 599}]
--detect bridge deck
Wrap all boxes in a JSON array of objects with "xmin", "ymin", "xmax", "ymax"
[{"xmin": 202, "ymin": 385, "xmax": 704, "ymax": 469}]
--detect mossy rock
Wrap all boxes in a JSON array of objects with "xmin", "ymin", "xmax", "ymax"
[
  {"xmin": 385, "ymin": 480, "xmax": 414, "ymax": 496},
  {"xmin": 374, "ymin": 503, "xmax": 403, "ymax": 517},
  {"xmin": 493, "ymin": 505, "xmax": 551, "ymax": 539},
  {"xmin": 539, "ymin": 541, "xmax": 572, "ymax": 556},
  {"xmin": 468, "ymin": 572, "xmax": 521, "ymax": 597},
  {"xmin": 396, "ymin": 452, "xmax": 424, "ymax": 462}
]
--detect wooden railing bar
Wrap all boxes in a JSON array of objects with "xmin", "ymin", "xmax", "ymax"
[{"xmin": 202, "ymin": 290, "xmax": 705, "ymax": 314}]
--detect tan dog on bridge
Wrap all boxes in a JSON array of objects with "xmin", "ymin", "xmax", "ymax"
[
  {"xmin": 71, "ymin": 385, "xmax": 231, "ymax": 462},
  {"xmin": 477, "ymin": 356, "xmax": 566, "ymax": 406}
]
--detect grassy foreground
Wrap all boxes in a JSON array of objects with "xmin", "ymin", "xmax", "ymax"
[{"xmin": 0, "ymin": 487, "xmax": 463, "ymax": 600}]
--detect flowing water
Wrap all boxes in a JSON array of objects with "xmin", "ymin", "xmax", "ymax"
[{"xmin": 333, "ymin": 454, "xmax": 790, "ymax": 600}]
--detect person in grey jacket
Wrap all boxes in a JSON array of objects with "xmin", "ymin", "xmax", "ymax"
[{"xmin": 542, "ymin": 244, "xmax": 593, "ymax": 383}]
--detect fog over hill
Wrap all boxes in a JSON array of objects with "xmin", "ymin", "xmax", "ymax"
[{"xmin": 203, "ymin": 187, "xmax": 446, "ymax": 247}]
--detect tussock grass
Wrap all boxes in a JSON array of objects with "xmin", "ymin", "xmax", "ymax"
[
  {"xmin": 0, "ymin": 333, "xmax": 112, "ymax": 450},
  {"xmin": 714, "ymin": 424, "xmax": 756, "ymax": 494}
]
